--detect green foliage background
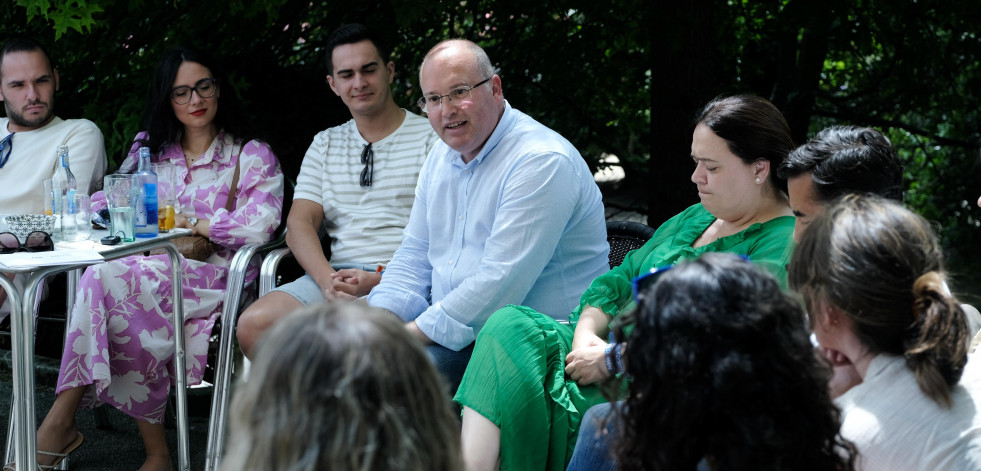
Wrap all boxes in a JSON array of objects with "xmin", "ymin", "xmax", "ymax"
[
  {"xmin": 3, "ymin": 0, "xmax": 980, "ymax": 302},
  {"xmin": 1, "ymin": 0, "xmax": 651, "ymax": 180}
]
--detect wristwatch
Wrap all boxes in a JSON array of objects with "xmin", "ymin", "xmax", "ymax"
[{"xmin": 187, "ymin": 216, "xmax": 199, "ymax": 227}]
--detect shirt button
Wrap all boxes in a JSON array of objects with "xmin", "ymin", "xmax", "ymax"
[{"xmin": 448, "ymin": 260, "xmax": 454, "ymax": 265}]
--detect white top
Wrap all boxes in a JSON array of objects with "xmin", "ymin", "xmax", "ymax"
[
  {"xmin": 837, "ymin": 353, "xmax": 981, "ymax": 470},
  {"xmin": 294, "ymin": 110, "xmax": 436, "ymax": 266},
  {"xmin": 0, "ymin": 117, "xmax": 108, "ymax": 214}
]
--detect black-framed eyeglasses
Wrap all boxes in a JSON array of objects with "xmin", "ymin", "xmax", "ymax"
[
  {"xmin": 170, "ymin": 78, "xmax": 219, "ymax": 105},
  {"xmin": 360, "ymin": 142, "xmax": 373, "ymax": 187},
  {"xmin": 416, "ymin": 77, "xmax": 492, "ymax": 113},
  {"xmin": 0, "ymin": 132, "xmax": 14, "ymax": 169},
  {"xmin": 0, "ymin": 231, "xmax": 54, "ymax": 254},
  {"xmin": 631, "ymin": 265, "xmax": 674, "ymax": 301}
]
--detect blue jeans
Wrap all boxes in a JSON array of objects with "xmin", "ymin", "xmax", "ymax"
[
  {"xmin": 567, "ymin": 402, "xmax": 619, "ymax": 471},
  {"xmin": 567, "ymin": 402, "xmax": 712, "ymax": 471},
  {"xmin": 426, "ymin": 342, "xmax": 474, "ymax": 395}
]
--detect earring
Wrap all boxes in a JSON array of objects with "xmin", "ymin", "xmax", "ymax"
[{"xmin": 755, "ymin": 177, "xmax": 761, "ymax": 183}]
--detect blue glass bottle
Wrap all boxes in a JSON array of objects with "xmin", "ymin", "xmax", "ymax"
[{"xmin": 134, "ymin": 147, "xmax": 158, "ymax": 237}]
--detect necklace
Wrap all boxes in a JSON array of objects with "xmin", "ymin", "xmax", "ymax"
[
  {"xmin": 183, "ymin": 147, "xmax": 207, "ymax": 165},
  {"xmin": 181, "ymin": 129, "xmax": 217, "ymax": 166}
]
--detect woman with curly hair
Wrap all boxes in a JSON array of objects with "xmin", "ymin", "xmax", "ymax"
[
  {"xmin": 788, "ymin": 195, "xmax": 981, "ymax": 470},
  {"xmin": 220, "ymin": 302, "xmax": 463, "ymax": 471},
  {"xmin": 569, "ymin": 252, "xmax": 855, "ymax": 470}
]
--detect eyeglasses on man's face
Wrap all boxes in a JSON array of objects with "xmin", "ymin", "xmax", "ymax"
[
  {"xmin": 417, "ymin": 77, "xmax": 492, "ymax": 113},
  {"xmin": 170, "ymin": 78, "xmax": 219, "ymax": 105}
]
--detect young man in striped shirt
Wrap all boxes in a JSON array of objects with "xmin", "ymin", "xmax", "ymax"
[{"xmin": 237, "ymin": 24, "xmax": 437, "ymax": 357}]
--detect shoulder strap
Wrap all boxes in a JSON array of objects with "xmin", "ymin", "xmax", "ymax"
[{"xmin": 225, "ymin": 142, "xmax": 242, "ymax": 212}]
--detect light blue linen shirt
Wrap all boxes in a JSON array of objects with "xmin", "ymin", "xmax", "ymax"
[{"xmin": 367, "ymin": 101, "xmax": 609, "ymax": 350}]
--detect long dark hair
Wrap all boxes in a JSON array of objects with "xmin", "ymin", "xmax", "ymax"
[
  {"xmin": 789, "ymin": 195, "xmax": 969, "ymax": 408},
  {"xmin": 695, "ymin": 94, "xmax": 794, "ymax": 195},
  {"xmin": 139, "ymin": 46, "xmax": 257, "ymax": 154},
  {"xmin": 611, "ymin": 253, "xmax": 855, "ymax": 470}
]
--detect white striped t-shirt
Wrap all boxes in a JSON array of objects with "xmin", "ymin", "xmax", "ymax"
[{"xmin": 294, "ymin": 110, "xmax": 437, "ymax": 266}]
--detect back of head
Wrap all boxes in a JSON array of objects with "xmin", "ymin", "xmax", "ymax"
[
  {"xmin": 0, "ymin": 37, "xmax": 53, "ymax": 76},
  {"xmin": 221, "ymin": 303, "xmax": 463, "ymax": 471},
  {"xmin": 325, "ymin": 23, "xmax": 389, "ymax": 75},
  {"xmin": 788, "ymin": 195, "xmax": 969, "ymax": 408},
  {"xmin": 779, "ymin": 125, "xmax": 904, "ymax": 202},
  {"xmin": 695, "ymin": 94, "xmax": 795, "ymax": 194},
  {"xmin": 614, "ymin": 253, "xmax": 854, "ymax": 470},
  {"xmin": 141, "ymin": 46, "xmax": 253, "ymax": 154}
]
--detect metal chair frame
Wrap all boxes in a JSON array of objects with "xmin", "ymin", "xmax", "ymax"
[
  {"xmin": 203, "ymin": 231, "xmax": 288, "ymax": 471},
  {"xmin": 203, "ymin": 219, "xmax": 655, "ymax": 469}
]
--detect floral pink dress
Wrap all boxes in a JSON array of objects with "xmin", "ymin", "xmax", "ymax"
[{"xmin": 57, "ymin": 131, "xmax": 284, "ymax": 423}]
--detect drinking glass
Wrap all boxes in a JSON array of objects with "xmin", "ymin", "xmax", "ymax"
[
  {"xmin": 66, "ymin": 193, "xmax": 92, "ymax": 241},
  {"xmin": 42, "ymin": 179, "xmax": 54, "ymax": 216},
  {"xmin": 104, "ymin": 174, "xmax": 137, "ymax": 242},
  {"xmin": 151, "ymin": 162, "xmax": 176, "ymax": 232}
]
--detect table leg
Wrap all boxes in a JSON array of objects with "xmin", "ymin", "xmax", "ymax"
[
  {"xmin": 0, "ymin": 275, "xmax": 28, "ymax": 470},
  {"xmin": 161, "ymin": 246, "xmax": 189, "ymax": 471}
]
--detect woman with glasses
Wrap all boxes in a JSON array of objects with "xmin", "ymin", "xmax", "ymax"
[
  {"xmin": 569, "ymin": 253, "xmax": 856, "ymax": 471},
  {"xmin": 456, "ymin": 94, "xmax": 796, "ymax": 471},
  {"xmin": 789, "ymin": 195, "xmax": 981, "ymax": 470},
  {"xmin": 27, "ymin": 47, "xmax": 283, "ymax": 471}
]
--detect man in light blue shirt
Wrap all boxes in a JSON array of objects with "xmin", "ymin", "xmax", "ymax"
[{"xmin": 366, "ymin": 39, "xmax": 609, "ymax": 386}]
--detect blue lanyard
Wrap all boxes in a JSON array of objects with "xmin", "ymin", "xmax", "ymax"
[{"xmin": 0, "ymin": 132, "xmax": 14, "ymax": 169}]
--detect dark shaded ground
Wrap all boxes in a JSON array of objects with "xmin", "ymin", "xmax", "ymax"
[
  {"xmin": 0, "ymin": 348, "xmax": 213, "ymax": 470},
  {"xmin": 0, "ymin": 177, "xmax": 647, "ymax": 471}
]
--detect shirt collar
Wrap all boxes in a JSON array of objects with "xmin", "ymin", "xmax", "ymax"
[{"xmin": 171, "ymin": 130, "xmax": 233, "ymax": 167}]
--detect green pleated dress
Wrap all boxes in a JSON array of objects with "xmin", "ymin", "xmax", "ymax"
[{"xmin": 454, "ymin": 203, "xmax": 795, "ymax": 471}]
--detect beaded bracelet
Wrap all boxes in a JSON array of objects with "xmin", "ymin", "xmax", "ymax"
[
  {"xmin": 605, "ymin": 343, "xmax": 617, "ymax": 375},
  {"xmin": 605, "ymin": 342, "xmax": 624, "ymax": 375},
  {"xmin": 613, "ymin": 342, "xmax": 624, "ymax": 374}
]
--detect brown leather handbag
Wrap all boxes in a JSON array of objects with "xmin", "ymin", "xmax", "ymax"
[{"xmin": 153, "ymin": 148, "xmax": 240, "ymax": 261}]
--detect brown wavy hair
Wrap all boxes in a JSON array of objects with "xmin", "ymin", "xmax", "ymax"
[
  {"xmin": 788, "ymin": 194, "xmax": 969, "ymax": 407},
  {"xmin": 221, "ymin": 302, "xmax": 463, "ymax": 471}
]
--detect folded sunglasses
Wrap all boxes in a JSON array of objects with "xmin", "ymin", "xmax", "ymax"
[{"xmin": 0, "ymin": 231, "xmax": 55, "ymax": 254}]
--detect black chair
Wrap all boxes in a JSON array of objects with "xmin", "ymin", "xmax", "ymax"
[{"xmin": 605, "ymin": 220, "xmax": 655, "ymax": 268}]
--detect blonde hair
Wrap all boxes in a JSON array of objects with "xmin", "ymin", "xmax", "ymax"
[{"xmin": 221, "ymin": 302, "xmax": 463, "ymax": 470}]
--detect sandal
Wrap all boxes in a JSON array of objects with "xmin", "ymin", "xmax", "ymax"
[{"xmin": 3, "ymin": 432, "xmax": 84, "ymax": 471}]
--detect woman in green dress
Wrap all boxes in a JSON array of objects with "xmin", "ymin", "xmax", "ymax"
[{"xmin": 455, "ymin": 94, "xmax": 798, "ymax": 471}]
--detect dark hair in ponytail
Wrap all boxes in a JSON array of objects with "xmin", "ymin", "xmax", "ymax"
[
  {"xmin": 907, "ymin": 272, "xmax": 969, "ymax": 406},
  {"xmin": 788, "ymin": 195, "xmax": 969, "ymax": 408},
  {"xmin": 695, "ymin": 94, "xmax": 795, "ymax": 195}
]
